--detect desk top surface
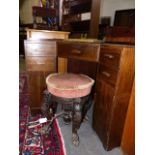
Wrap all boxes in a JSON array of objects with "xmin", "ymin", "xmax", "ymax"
[
  {"xmin": 58, "ymin": 39, "xmax": 134, "ymax": 48},
  {"xmin": 26, "ymin": 28, "xmax": 70, "ymax": 34}
]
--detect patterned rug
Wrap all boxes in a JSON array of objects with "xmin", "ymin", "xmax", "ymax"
[{"xmin": 19, "ymin": 73, "xmax": 66, "ymax": 155}]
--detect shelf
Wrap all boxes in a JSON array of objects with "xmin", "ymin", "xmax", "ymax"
[
  {"xmin": 70, "ymin": 20, "xmax": 90, "ymax": 32},
  {"xmin": 32, "ymin": 4, "xmax": 59, "ymax": 30},
  {"xmin": 63, "ymin": 0, "xmax": 91, "ymax": 14},
  {"xmin": 32, "ymin": 6, "xmax": 56, "ymax": 18},
  {"xmin": 63, "ymin": 0, "xmax": 91, "ymax": 7},
  {"xmin": 70, "ymin": 3, "xmax": 91, "ymax": 14},
  {"xmin": 63, "ymin": 14, "xmax": 81, "ymax": 23}
]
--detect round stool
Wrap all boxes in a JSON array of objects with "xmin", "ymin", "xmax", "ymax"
[{"xmin": 41, "ymin": 73, "xmax": 94, "ymax": 146}]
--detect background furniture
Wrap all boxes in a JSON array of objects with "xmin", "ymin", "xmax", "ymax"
[
  {"xmin": 105, "ymin": 26, "xmax": 135, "ymax": 44},
  {"xmin": 93, "ymin": 43, "xmax": 135, "ymax": 150},
  {"xmin": 98, "ymin": 17, "xmax": 111, "ymax": 40},
  {"xmin": 98, "ymin": 9, "xmax": 135, "ymax": 40},
  {"xmin": 61, "ymin": 0, "xmax": 101, "ymax": 38},
  {"xmin": 24, "ymin": 30, "xmax": 70, "ymax": 114},
  {"xmin": 114, "ymin": 9, "xmax": 135, "ymax": 28},
  {"xmin": 32, "ymin": 0, "xmax": 59, "ymax": 30}
]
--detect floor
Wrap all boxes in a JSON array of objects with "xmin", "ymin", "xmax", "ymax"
[
  {"xmin": 57, "ymin": 103, "xmax": 124, "ymax": 155},
  {"xmin": 19, "ymin": 57, "xmax": 124, "ymax": 155}
]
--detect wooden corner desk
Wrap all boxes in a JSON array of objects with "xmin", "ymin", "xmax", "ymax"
[{"xmin": 24, "ymin": 35, "xmax": 134, "ymax": 151}]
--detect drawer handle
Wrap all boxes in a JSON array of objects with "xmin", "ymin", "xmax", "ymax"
[
  {"xmin": 104, "ymin": 54, "xmax": 114, "ymax": 59},
  {"xmin": 102, "ymin": 71, "xmax": 111, "ymax": 77},
  {"xmin": 71, "ymin": 49, "xmax": 82, "ymax": 54}
]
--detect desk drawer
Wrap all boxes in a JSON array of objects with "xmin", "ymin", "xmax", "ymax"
[
  {"xmin": 98, "ymin": 64, "xmax": 118, "ymax": 86},
  {"xmin": 57, "ymin": 42, "xmax": 100, "ymax": 62},
  {"xmin": 26, "ymin": 56, "xmax": 56, "ymax": 72},
  {"xmin": 100, "ymin": 46, "xmax": 122, "ymax": 71},
  {"xmin": 25, "ymin": 40, "xmax": 56, "ymax": 56}
]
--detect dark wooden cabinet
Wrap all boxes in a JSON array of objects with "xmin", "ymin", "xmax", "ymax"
[
  {"xmin": 93, "ymin": 44, "xmax": 135, "ymax": 150},
  {"xmin": 114, "ymin": 9, "xmax": 135, "ymax": 28},
  {"xmin": 24, "ymin": 40, "xmax": 57, "ymax": 114},
  {"xmin": 32, "ymin": 0, "xmax": 59, "ymax": 30},
  {"xmin": 61, "ymin": 0, "xmax": 101, "ymax": 38}
]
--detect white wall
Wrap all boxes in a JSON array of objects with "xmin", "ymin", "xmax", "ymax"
[
  {"xmin": 100, "ymin": 0, "xmax": 135, "ymax": 26},
  {"xmin": 20, "ymin": 0, "xmax": 40, "ymax": 24}
]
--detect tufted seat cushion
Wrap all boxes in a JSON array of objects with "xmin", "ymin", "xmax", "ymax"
[{"xmin": 46, "ymin": 73, "xmax": 94, "ymax": 98}]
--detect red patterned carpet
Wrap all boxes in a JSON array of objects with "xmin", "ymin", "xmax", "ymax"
[{"xmin": 19, "ymin": 73, "xmax": 66, "ymax": 155}]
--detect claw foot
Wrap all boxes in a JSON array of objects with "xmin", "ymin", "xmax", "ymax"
[{"xmin": 72, "ymin": 133, "xmax": 79, "ymax": 146}]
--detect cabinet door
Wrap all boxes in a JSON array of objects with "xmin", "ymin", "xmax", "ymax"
[
  {"xmin": 93, "ymin": 80, "xmax": 115, "ymax": 150},
  {"xmin": 28, "ymin": 71, "xmax": 51, "ymax": 114}
]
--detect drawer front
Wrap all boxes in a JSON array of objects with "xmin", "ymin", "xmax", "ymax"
[
  {"xmin": 98, "ymin": 64, "xmax": 118, "ymax": 86},
  {"xmin": 25, "ymin": 41, "xmax": 56, "ymax": 56},
  {"xmin": 26, "ymin": 56, "xmax": 56, "ymax": 72},
  {"xmin": 57, "ymin": 42, "xmax": 100, "ymax": 62},
  {"xmin": 100, "ymin": 46, "xmax": 122, "ymax": 71}
]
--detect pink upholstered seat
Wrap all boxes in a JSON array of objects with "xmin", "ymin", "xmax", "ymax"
[{"xmin": 46, "ymin": 73, "xmax": 94, "ymax": 98}]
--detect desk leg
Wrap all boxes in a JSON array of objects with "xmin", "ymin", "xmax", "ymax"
[{"xmin": 58, "ymin": 57, "xmax": 68, "ymax": 73}]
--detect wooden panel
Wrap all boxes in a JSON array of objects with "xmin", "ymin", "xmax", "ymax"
[
  {"xmin": 24, "ymin": 40, "xmax": 56, "ymax": 56},
  {"xmin": 93, "ymin": 80, "xmax": 115, "ymax": 149},
  {"xmin": 26, "ymin": 56, "xmax": 56, "ymax": 72},
  {"xmin": 57, "ymin": 42, "xmax": 100, "ymax": 62},
  {"xmin": 58, "ymin": 57, "xmax": 68, "ymax": 73},
  {"xmin": 116, "ymin": 47, "xmax": 135, "ymax": 95},
  {"xmin": 67, "ymin": 58, "xmax": 98, "ymax": 80},
  {"xmin": 121, "ymin": 80, "xmax": 135, "ymax": 155},
  {"xmin": 107, "ymin": 93, "xmax": 131, "ymax": 150},
  {"xmin": 27, "ymin": 71, "xmax": 51, "ymax": 114}
]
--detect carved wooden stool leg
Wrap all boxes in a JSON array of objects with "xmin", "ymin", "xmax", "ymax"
[
  {"xmin": 82, "ymin": 95, "xmax": 92, "ymax": 122},
  {"xmin": 72, "ymin": 98, "xmax": 82, "ymax": 146},
  {"xmin": 41, "ymin": 90, "xmax": 52, "ymax": 120},
  {"xmin": 41, "ymin": 90, "xmax": 58, "ymax": 120},
  {"xmin": 62, "ymin": 101, "xmax": 72, "ymax": 124}
]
